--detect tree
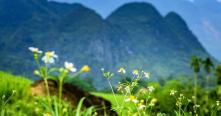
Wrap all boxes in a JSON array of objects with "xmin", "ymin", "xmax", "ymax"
[
  {"xmin": 215, "ymin": 65, "xmax": 221, "ymax": 97},
  {"xmin": 202, "ymin": 58, "xmax": 214, "ymax": 105},
  {"xmin": 190, "ymin": 55, "xmax": 201, "ymax": 105}
]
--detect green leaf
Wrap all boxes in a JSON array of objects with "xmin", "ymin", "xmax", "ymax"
[
  {"xmin": 47, "ymin": 76, "xmax": 58, "ymax": 82},
  {"xmin": 49, "ymin": 68, "xmax": 59, "ymax": 74},
  {"xmin": 76, "ymin": 97, "xmax": 86, "ymax": 116},
  {"xmin": 83, "ymin": 106, "xmax": 94, "ymax": 116}
]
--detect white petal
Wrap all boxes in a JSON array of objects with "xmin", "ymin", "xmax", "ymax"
[
  {"xmin": 125, "ymin": 98, "xmax": 130, "ymax": 102},
  {"xmin": 42, "ymin": 56, "xmax": 47, "ymax": 63},
  {"xmin": 38, "ymin": 50, "xmax": 43, "ymax": 54},
  {"xmin": 64, "ymin": 61, "xmax": 68, "ymax": 67},
  {"xmin": 53, "ymin": 54, "xmax": 58, "ymax": 58},
  {"xmin": 70, "ymin": 68, "xmax": 77, "ymax": 72},
  {"xmin": 133, "ymin": 99, "xmax": 138, "ymax": 103},
  {"xmin": 48, "ymin": 58, "xmax": 55, "ymax": 64},
  {"xmin": 28, "ymin": 47, "xmax": 34, "ymax": 51}
]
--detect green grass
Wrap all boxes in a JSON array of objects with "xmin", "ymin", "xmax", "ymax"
[
  {"xmin": 0, "ymin": 71, "xmax": 36, "ymax": 116},
  {"xmin": 92, "ymin": 92, "xmax": 124, "ymax": 106},
  {"xmin": 0, "ymin": 71, "xmax": 32, "ymax": 99},
  {"xmin": 92, "ymin": 92, "xmax": 137, "ymax": 114}
]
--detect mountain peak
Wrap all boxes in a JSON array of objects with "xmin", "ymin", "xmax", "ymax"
[
  {"xmin": 164, "ymin": 12, "xmax": 189, "ymax": 30},
  {"xmin": 59, "ymin": 3, "xmax": 103, "ymax": 26},
  {"xmin": 165, "ymin": 11, "xmax": 206, "ymax": 53},
  {"xmin": 112, "ymin": 2, "xmax": 158, "ymax": 13},
  {"xmin": 107, "ymin": 2, "xmax": 162, "ymax": 22}
]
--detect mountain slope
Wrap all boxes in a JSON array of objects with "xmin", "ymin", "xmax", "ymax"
[
  {"xmin": 164, "ymin": 12, "xmax": 206, "ymax": 53},
  {"xmin": 107, "ymin": 2, "xmax": 209, "ymax": 77}
]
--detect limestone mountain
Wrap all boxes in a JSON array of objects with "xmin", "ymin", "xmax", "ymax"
[
  {"xmin": 0, "ymin": 1, "xmax": 211, "ymax": 88},
  {"xmin": 107, "ymin": 3, "xmax": 208, "ymax": 77}
]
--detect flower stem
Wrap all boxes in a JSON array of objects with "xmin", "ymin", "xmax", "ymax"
[
  {"xmin": 206, "ymin": 74, "xmax": 209, "ymax": 105},
  {"xmin": 44, "ymin": 64, "xmax": 53, "ymax": 113},
  {"xmin": 107, "ymin": 79, "xmax": 119, "ymax": 106},
  {"xmin": 58, "ymin": 80, "xmax": 63, "ymax": 104},
  {"xmin": 58, "ymin": 79, "xmax": 63, "ymax": 116},
  {"xmin": 44, "ymin": 64, "xmax": 50, "ymax": 97},
  {"xmin": 194, "ymin": 73, "xmax": 198, "ymax": 105},
  {"xmin": 134, "ymin": 103, "xmax": 141, "ymax": 116},
  {"xmin": 44, "ymin": 79, "xmax": 50, "ymax": 100}
]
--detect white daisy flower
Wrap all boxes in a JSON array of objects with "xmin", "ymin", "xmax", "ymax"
[
  {"xmin": 125, "ymin": 95, "xmax": 138, "ymax": 103},
  {"xmin": 143, "ymin": 71, "xmax": 151, "ymax": 79},
  {"xmin": 42, "ymin": 51, "xmax": 58, "ymax": 64},
  {"xmin": 28, "ymin": 47, "xmax": 42, "ymax": 54},
  {"xmin": 64, "ymin": 61, "xmax": 77, "ymax": 72},
  {"xmin": 170, "ymin": 90, "xmax": 177, "ymax": 96},
  {"xmin": 118, "ymin": 67, "xmax": 126, "ymax": 74},
  {"xmin": 148, "ymin": 86, "xmax": 155, "ymax": 92}
]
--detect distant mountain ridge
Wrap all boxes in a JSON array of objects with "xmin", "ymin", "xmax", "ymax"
[{"xmin": 0, "ymin": 0, "xmax": 211, "ymax": 88}]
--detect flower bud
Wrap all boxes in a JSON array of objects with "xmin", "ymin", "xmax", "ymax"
[
  {"xmin": 81, "ymin": 65, "xmax": 90, "ymax": 73},
  {"xmin": 34, "ymin": 70, "xmax": 40, "ymax": 76}
]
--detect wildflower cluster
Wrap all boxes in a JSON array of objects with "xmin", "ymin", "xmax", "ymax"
[
  {"xmin": 169, "ymin": 90, "xmax": 196, "ymax": 115},
  {"xmin": 29, "ymin": 47, "xmax": 90, "ymax": 116},
  {"xmin": 102, "ymin": 65, "xmax": 221, "ymax": 115},
  {"xmin": 102, "ymin": 68, "xmax": 158, "ymax": 115}
]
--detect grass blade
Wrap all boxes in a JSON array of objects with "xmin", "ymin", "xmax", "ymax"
[{"xmin": 76, "ymin": 97, "xmax": 85, "ymax": 116}]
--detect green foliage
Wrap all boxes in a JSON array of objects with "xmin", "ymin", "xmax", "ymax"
[
  {"xmin": 155, "ymin": 80, "xmax": 184, "ymax": 113},
  {"xmin": 215, "ymin": 65, "xmax": 221, "ymax": 85},
  {"xmin": 202, "ymin": 58, "xmax": 214, "ymax": 74},
  {"xmin": 92, "ymin": 92, "xmax": 137, "ymax": 115},
  {"xmin": 215, "ymin": 65, "xmax": 221, "ymax": 96},
  {"xmin": 99, "ymin": 62, "xmax": 221, "ymax": 115},
  {"xmin": 191, "ymin": 56, "xmax": 201, "ymax": 73},
  {"xmin": 76, "ymin": 97, "xmax": 85, "ymax": 116}
]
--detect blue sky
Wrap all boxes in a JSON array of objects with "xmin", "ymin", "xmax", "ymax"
[
  {"xmin": 49, "ymin": 0, "xmax": 221, "ymax": 61},
  {"xmin": 49, "ymin": 0, "xmax": 221, "ymax": 17}
]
